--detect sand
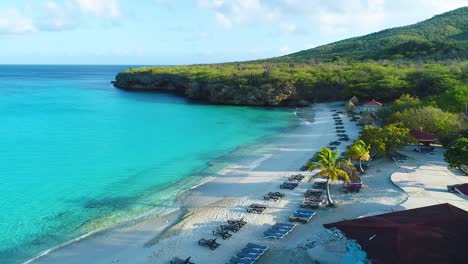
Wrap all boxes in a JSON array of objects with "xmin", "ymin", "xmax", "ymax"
[{"xmin": 30, "ymin": 102, "xmax": 462, "ymax": 264}]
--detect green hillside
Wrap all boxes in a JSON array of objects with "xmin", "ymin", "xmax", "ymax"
[
  {"xmin": 115, "ymin": 8, "xmax": 468, "ymax": 110},
  {"xmin": 281, "ymin": 7, "xmax": 468, "ymax": 61}
]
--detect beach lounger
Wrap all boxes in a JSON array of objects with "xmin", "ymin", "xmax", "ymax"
[
  {"xmin": 246, "ymin": 243, "xmax": 268, "ymax": 250},
  {"xmin": 269, "ymin": 225, "xmax": 291, "ymax": 232},
  {"xmin": 288, "ymin": 215, "xmax": 312, "ymax": 224},
  {"xmin": 264, "ymin": 192, "xmax": 284, "ymax": 201},
  {"xmin": 241, "ymin": 247, "xmax": 265, "ymax": 256},
  {"xmin": 296, "ymin": 209, "xmax": 316, "ymax": 216},
  {"xmin": 313, "ymin": 181, "xmax": 327, "ymax": 190},
  {"xmin": 305, "ymin": 189, "xmax": 323, "ymax": 198},
  {"xmin": 220, "ymin": 223, "xmax": 241, "ymax": 233},
  {"xmin": 301, "ymin": 200, "xmax": 324, "ymax": 209},
  {"xmin": 267, "ymin": 191, "xmax": 285, "ymax": 198},
  {"xmin": 236, "ymin": 252, "xmax": 260, "ymax": 261},
  {"xmin": 263, "ymin": 230, "xmax": 287, "ymax": 239},
  {"xmin": 280, "ymin": 182, "xmax": 299, "ymax": 190},
  {"xmin": 250, "ymin": 203, "xmax": 267, "ymax": 209},
  {"xmin": 343, "ymin": 181, "xmax": 363, "ymax": 192},
  {"xmin": 227, "ymin": 217, "xmax": 247, "ymax": 227},
  {"xmin": 246, "ymin": 207, "xmax": 265, "ymax": 214},
  {"xmin": 288, "ymin": 174, "xmax": 305, "ymax": 180},
  {"xmin": 447, "ymin": 184, "xmax": 461, "ymax": 193},
  {"xmin": 229, "ymin": 257, "xmax": 254, "ymax": 264},
  {"xmin": 170, "ymin": 257, "xmax": 194, "ymax": 264},
  {"xmin": 198, "ymin": 238, "xmax": 220, "ymax": 250},
  {"xmin": 293, "ymin": 211, "xmax": 315, "ymax": 218},
  {"xmin": 212, "ymin": 228, "xmax": 232, "ymax": 239},
  {"xmin": 273, "ymin": 222, "xmax": 295, "ymax": 228}
]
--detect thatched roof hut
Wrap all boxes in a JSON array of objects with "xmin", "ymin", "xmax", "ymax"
[
  {"xmin": 345, "ymin": 100, "xmax": 355, "ymax": 112},
  {"xmin": 350, "ymin": 96, "xmax": 359, "ymax": 105},
  {"xmin": 340, "ymin": 162, "xmax": 361, "ymax": 182}
]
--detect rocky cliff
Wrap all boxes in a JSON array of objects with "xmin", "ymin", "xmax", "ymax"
[{"xmin": 113, "ymin": 72, "xmax": 309, "ymax": 106}]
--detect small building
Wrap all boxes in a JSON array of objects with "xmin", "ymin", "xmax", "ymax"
[
  {"xmin": 324, "ymin": 203, "xmax": 468, "ymax": 264},
  {"xmin": 410, "ymin": 130, "xmax": 438, "ymax": 152},
  {"xmin": 361, "ymin": 99, "xmax": 382, "ymax": 113}
]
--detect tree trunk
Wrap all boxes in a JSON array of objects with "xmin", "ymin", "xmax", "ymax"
[
  {"xmin": 326, "ymin": 177, "xmax": 334, "ymax": 206},
  {"xmin": 359, "ymin": 158, "xmax": 365, "ymax": 173}
]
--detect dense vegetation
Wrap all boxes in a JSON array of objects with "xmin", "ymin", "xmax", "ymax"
[
  {"xmin": 281, "ymin": 7, "xmax": 468, "ymax": 61},
  {"xmin": 444, "ymin": 137, "xmax": 468, "ymax": 168},
  {"xmin": 125, "ymin": 61, "xmax": 467, "ymax": 104}
]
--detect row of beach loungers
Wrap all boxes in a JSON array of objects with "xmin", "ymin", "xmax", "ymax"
[
  {"xmin": 228, "ymin": 243, "xmax": 268, "ymax": 264},
  {"xmin": 172, "ymin": 109, "xmax": 362, "ymax": 262}
]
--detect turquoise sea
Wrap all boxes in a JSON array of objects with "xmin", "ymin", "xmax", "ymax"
[{"xmin": 0, "ymin": 65, "xmax": 297, "ymax": 263}]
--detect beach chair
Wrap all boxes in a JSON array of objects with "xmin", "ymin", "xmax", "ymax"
[
  {"xmin": 170, "ymin": 256, "xmax": 194, "ymax": 264},
  {"xmin": 288, "ymin": 215, "xmax": 312, "ymax": 224},
  {"xmin": 296, "ymin": 209, "xmax": 316, "ymax": 216},
  {"xmin": 264, "ymin": 192, "xmax": 283, "ymax": 201},
  {"xmin": 343, "ymin": 181, "xmax": 363, "ymax": 192},
  {"xmin": 288, "ymin": 174, "xmax": 305, "ymax": 181},
  {"xmin": 447, "ymin": 184, "xmax": 460, "ymax": 193},
  {"xmin": 229, "ymin": 257, "xmax": 254, "ymax": 264},
  {"xmin": 212, "ymin": 228, "xmax": 232, "ymax": 239},
  {"xmin": 220, "ymin": 223, "xmax": 240, "ymax": 232},
  {"xmin": 250, "ymin": 203, "xmax": 267, "ymax": 209},
  {"xmin": 273, "ymin": 222, "xmax": 295, "ymax": 229},
  {"xmin": 280, "ymin": 182, "xmax": 298, "ymax": 190},
  {"xmin": 236, "ymin": 252, "xmax": 260, "ymax": 261},
  {"xmin": 300, "ymin": 200, "xmax": 324, "ymax": 209},
  {"xmin": 198, "ymin": 238, "xmax": 220, "ymax": 250},
  {"xmin": 227, "ymin": 217, "xmax": 247, "ymax": 227},
  {"xmin": 241, "ymin": 247, "xmax": 265, "ymax": 256},
  {"xmin": 246, "ymin": 207, "xmax": 265, "ymax": 214},
  {"xmin": 246, "ymin": 243, "xmax": 268, "ymax": 250},
  {"xmin": 312, "ymin": 181, "xmax": 327, "ymax": 190},
  {"xmin": 293, "ymin": 211, "xmax": 315, "ymax": 218},
  {"xmin": 263, "ymin": 230, "xmax": 287, "ymax": 239},
  {"xmin": 305, "ymin": 189, "xmax": 323, "ymax": 198}
]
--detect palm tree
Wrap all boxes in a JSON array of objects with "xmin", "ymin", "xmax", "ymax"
[
  {"xmin": 307, "ymin": 147, "xmax": 350, "ymax": 206},
  {"xmin": 345, "ymin": 140, "xmax": 371, "ymax": 173}
]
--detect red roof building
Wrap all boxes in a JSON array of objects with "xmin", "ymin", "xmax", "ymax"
[
  {"xmin": 410, "ymin": 130, "xmax": 438, "ymax": 142},
  {"xmin": 363, "ymin": 99, "xmax": 383, "ymax": 106},
  {"xmin": 323, "ymin": 203, "xmax": 468, "ymax": 264},
  {"xmin": 455, "ymin": 183, "xmax": 468, "ymax": 196}
]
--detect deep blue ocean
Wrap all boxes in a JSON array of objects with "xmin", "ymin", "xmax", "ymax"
[{"xmin": 0, "ymin": 65, "xmax": 296, "ymax": 263}]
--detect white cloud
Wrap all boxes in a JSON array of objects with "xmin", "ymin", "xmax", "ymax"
[
  {"xmin": 38, "ymin": 1, "xmax": 78, "ymax": 31},
  {"xmin": 317, "ymin": 0, "xmax": 386, "ymax": 34},
  {"xmin": 279, "ymin": 21, "xmax": 297, "ymax": 34},
  {"xmin": 215, "ymin": 12, "xmax": 232, "ymax": 29},
  {"xmin": 279, "ymin": 45, "xmax": 289, "ymax": 54},
  {"xmin": 76, "ymin": 0, "xmax": 120, "ymax": 17},
  {"xmin": 0, "ymin": 8, "xmax": 36, "ymax": 34}
]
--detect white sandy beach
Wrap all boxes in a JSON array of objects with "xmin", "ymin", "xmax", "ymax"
[{"xmin": 29, "ymin": 102, "xmax": 467, "ymax": 264}]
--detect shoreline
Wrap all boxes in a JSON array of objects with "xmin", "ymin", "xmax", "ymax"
[
  {"xmin": 30, "ymin": 101, "xmax": 361, "ymax": 264},
  {"xmin": 24, "ymin": 105, "xmax": 306, "ymax": 264},
  {"xmin": 30, "ymin": 101, "xmax": 447, "ymax": 264}
]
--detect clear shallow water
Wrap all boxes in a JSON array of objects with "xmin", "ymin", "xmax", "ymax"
[{"xmin": 0, "ymin": 65, "xmax": 296, "ymax": 263}]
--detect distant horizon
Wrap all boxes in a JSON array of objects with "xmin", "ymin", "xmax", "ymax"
[{"xmin": 0, "ymin": 1, "xmax": 467, "ymax": 64}]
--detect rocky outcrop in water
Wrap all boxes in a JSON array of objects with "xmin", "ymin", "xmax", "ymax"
[{"xmin": 113, "ymin": 72, "xmax": 310, "ymax": 106}]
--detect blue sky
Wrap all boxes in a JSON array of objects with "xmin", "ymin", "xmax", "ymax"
[{"xmin": 0, "ymin": 0, "xmax": 466, "ymax": 65}]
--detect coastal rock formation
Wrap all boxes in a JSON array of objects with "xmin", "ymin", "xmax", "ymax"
[{"xmin": 113, "ymin": 72, "xmax": 309, "ymax": 106}]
